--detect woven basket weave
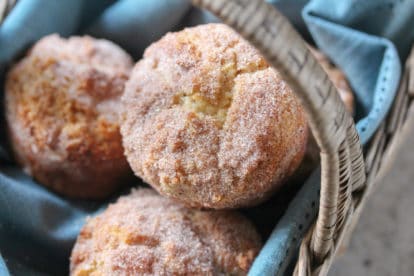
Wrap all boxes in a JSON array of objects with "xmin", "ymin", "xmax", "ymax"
[
  {"xmin": 192, "ymin": 0, "xmax": 413, "ymax": 275},
  {"xmin": 1, "ymin": 0, "xmax": 412, "ymax": 275}
]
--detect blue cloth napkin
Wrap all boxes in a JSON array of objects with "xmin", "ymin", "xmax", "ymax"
[
  {"xmin": 303, "ymin": 0, "xmax": 414, "ymax": 144},
  {"xmin": 249, "ymin": 1, "xmax": 414, "ymax": 275},
  {"xmin": 0, "ymin": 255, "xmax": 7, "ymax": 276},
  {"xmin": 1, "ymin": 0, "xmax": 413, "ymax": 275},
  {"xmin": 86, "ymin": 0, "xmax": 190, "ymax": 57}
]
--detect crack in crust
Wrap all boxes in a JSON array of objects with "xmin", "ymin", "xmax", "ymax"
[
  {"xmin": 70, "ymin": 189, "xmax": 262, "ymax": 276},
  {"xmin": 121, "ymin": 24, "xmax": 308, "ymax": 208}
]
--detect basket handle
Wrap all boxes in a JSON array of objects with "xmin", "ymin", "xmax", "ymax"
[{"xmin": 192, "ymin": 0, "xmax": 366, "ymax": 273}]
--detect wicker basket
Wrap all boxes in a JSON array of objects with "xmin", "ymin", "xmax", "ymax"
[
  {"xmin": 1, "ymin": 0, "xmax": 412, "ymax": 275},
  {"xmin": 0, "ymin": 0, "xmax": 14, "ymax": 24},
  {"xmin": 192, "ymin": 0, "xmax": 413, "ymax": 275}
]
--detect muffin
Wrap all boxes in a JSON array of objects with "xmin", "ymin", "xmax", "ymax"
[
  {"xmin": 70, "ymin": 189, "xmax": 262, "ymax": 275},
  {"xmin": 308, "ymin": 46, "xmax": 354, "ymax": 114},
  {"xmin": 5, "ymin": 34, "xmax": 133, "ymax": 199},
  {"xmin": 121, "ymin": 23, "xmax": 308, "ymax": 209}
]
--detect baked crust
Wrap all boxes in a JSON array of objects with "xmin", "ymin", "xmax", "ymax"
[
  {"xmin": 5, "ymin": 34, "xmax": 133, "ymax": 199},
  {"xmin": 308, "ymin": 46, "xmax": 354, "ymax": 113},
  {"xmin": 70, "ymin": 189, "xmax": 262, "ymax": 276},
  {"xmin": 121, "ymin": 24, "xmax": 308, "ymax": 208}
]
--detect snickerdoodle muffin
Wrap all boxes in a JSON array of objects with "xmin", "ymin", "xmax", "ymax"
[
  {"xmin": 70, "ymin": 189, "xmax": 262, "ymax": 275},
  {"xmin": 121, "ymin": 24, "xmax": 308, "ymax": 209},
  {"xmin": 308, "ymin": 46, "xmax": 354, "ymax": 114},
  {"xmin": 5, "ymin": 34, "xmax": 133, "ymax": 199}
]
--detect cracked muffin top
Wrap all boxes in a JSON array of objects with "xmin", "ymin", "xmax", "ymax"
[
  {"xmin": 121, "ymin": 24, "xmax": 308, "ymax": 209},
  {"xmin": 70, "ymin": 189, "xmax": 262, "ymax": 275}
]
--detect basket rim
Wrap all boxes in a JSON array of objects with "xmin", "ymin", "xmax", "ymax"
[{"xmin": 192, "ymin": 0, "xmax": 366, "ymax": 275}]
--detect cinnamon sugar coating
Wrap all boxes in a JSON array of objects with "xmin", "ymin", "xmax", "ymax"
[
  {"xmin": 121, "ymin": 24, "xmax": 308, "ymax": 208},
  {"xmin": 5, "ymin": 34, "xmax": 133, "ymax": 199},
  {"xmin": 308, "ymin": 46, "xmax": 354, "ymax": 113},
  {"xmin": 70, "ymin": 189, "xmax": 262, "ymax": 275}
]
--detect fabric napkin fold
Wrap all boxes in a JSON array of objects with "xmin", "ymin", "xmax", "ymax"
[
  {"xmin": 86, "ymin": 0, "xmax": 190, "ymax": 58},
  {"xmin": 0, "ymin": 1, "xmax": 413, "ymax": 275},
  {"xmin": 250, "ymin": 1, "xmax": 414, "ymax": 275},
  {"xmin": 302, "ymin": 0, "xmax": 414, "ymax": 144}
]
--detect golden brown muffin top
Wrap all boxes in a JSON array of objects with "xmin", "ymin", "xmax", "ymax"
[
  {"xmin": 70, "ymin": 189, "xmax": 262, "ymax": 275},
  {"xmin": 121, "ymin": 24, "xmax": 308, "ymax": 208},
  {"xmin": 6, "ymin": 34, "xmax": 133, "ymax": 165}
]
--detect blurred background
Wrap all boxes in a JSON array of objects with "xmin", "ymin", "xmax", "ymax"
[{"xmin": 331, "ymin": 119, "xmax": 414, "ymax": 276}]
